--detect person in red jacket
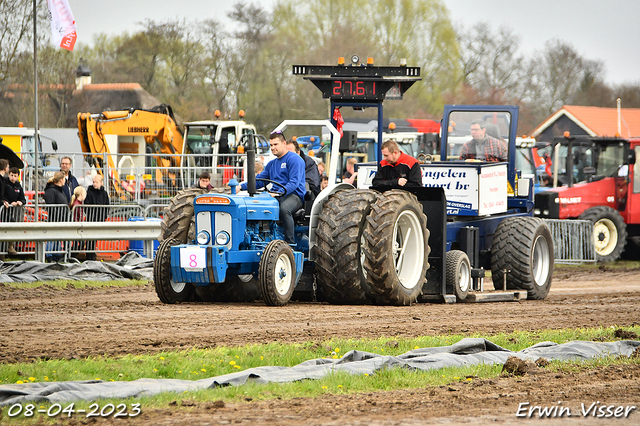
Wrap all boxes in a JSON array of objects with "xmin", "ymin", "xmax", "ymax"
[{"xmin": 371, "ymin": 140, "xmax": 423, "ymax": 190}]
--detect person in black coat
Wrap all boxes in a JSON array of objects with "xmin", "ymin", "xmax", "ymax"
[
  {"xmin": 2, "ymin": 167, "xmax": 26, "ymax": 255},
  {"xmin": 44, "ymin": 171, "xmax": 69, "ymax": 221},
  {"xmin": 3, "ymin": 167, "xmax": 26, "ymax": 207},
  {"xmin": 371, "ymin": 140, "xmax": 423, "ymax": 190},
  {"xmin": 0, "ymin": 159, "xmax": 9, "ymax": 211},
  {"xmin": 43, "ymin": 171, "xmax": 69, "ymax": 260},
  {"xmin": 84, "ymin": 174, "xmax": 110, "ymax": 260}
]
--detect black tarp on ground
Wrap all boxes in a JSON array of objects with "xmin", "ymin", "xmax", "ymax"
[
  {"xmin": 0, "ymin": 252, "xmax": 153, "ymax": 283},
  {"xmin": 0, "ymin": 338, "xmax": 638, "ymax": 406}
]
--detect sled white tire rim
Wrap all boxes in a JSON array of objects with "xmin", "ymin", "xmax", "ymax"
[
  {"xmin": 532, "ymin": 234, "xmax": 551, "ymax": 287},
  {"xmin": 458, "ymin": 260, "xmax": 470, "ymax": 293},
  {"xmin": 392, "ymin": 210, "xmax": 424, "ymax": 290}
]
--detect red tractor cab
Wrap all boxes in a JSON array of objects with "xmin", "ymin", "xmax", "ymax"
[{"xmin": 535, "ymin": 135, "xmax": 640, "ymax": 261}]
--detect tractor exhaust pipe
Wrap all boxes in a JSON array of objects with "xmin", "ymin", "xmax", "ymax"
[{"xmin": 247, "ymin": 135, "xmax": 256, "ymax": 196}]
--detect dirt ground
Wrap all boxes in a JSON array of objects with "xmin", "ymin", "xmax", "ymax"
[{"xmin": 1, "ymin": 265, "xmax": 640, "ymax": 425}]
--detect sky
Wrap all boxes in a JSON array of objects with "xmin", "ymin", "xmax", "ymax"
[{"xmin": 68, "ymin": 0, "xmax": 640, "ymax": 86}]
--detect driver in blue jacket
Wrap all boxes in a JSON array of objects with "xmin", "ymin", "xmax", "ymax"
[{"xmin": 240, "ymin": 131, "xmax": 305, "ymax": 244}]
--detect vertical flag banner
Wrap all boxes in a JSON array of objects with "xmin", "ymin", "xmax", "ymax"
[
  {"xmin": 47, "ymin": 0, "xmax": 77, "ymax": 51},
  {"xmin": 333, "ymin": 107, "xmax": 344, "ymax": 138}
]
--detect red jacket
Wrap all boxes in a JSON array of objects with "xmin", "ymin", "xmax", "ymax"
[{"xmin": 372, "ymin": 152, "xmax": 423, "ymax": 189}]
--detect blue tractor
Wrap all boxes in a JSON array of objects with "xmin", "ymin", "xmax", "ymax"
[{"xmin": 154, "ymin": 61, "xmax": 554, "ymax": 306}]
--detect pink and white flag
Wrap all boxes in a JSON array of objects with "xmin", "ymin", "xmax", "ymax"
[{"xmin": 47, "ymin": 0, "xmax": 77, "ymax": 51}]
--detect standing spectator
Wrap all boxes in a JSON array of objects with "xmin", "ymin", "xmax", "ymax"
[
  {"xmin": 59, "ymin": 156, "xmax": 79, "ymax": 203},
  {"xmin": 3, "ymin": 167, "xmax": 26, "ymax": 255},
  {"xmin": 85, "ymin": 174, "xmax": 110, "ymax": 261},
  {"xmin": 44, "ymin": 171, "xmax": 68, "ymax": 261},
  {"xmin": 69, "ymin": 186, "xmax": 87, "ymax": 258},
  {"xmin": 69, "ymin": 186, "xmax": 86, "ymax": 221},
  {"xmin": 0, "ymin": 159, "xmax": 9, "ymax": 210},
  {"xmin": 44, "ymin": 171, "xmax": 68, "ymax": 206},
  {"xmin": 317, "ymin": 161, "xmax": 326, "ymax": 176}
]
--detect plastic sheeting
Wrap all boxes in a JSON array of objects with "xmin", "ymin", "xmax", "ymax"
[
  {"xmin": 0, "ymin": 252, "xmax": 153, "ymax": 283},
  {"xmin": 1, "ymin": 338, "xmax": 638, "ymax": 406}
]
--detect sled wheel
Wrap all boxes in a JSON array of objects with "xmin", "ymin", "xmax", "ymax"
[
  {"xmin": 154, "ymin": 237, "xmax": 194, "ymax": 304},
  {"xmin": 259, "ymin": 240, "xmax": 296, "ymax": 306},
  {"xmin": 491, "ymin": 217, "xmax": 554, "ymax": 300},
  {"xmin": 363, "ymin": 190, "xmax": 430, "ymax": 305},
  {"xmin": 446, "ymin": 250, "xmax": 471, "ymax": 302}
]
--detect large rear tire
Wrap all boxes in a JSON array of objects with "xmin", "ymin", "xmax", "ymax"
[
  {"xmin": 315, "ymin": 189, "xmax": 379, "ymax": 304},
  {"xmin": 579, "ymin": 206, "xmax": 627, "ymax": 262},
  {"xmin": 363, "ymin": 190, "xmax": 430, "ymax": 306},
  {"xmin": 259, "ymin": 240, "xmax": 296, "ymax": 306},
  {"xmin": 154, "ymin": 238, "xmax": 194, "ymax": 303},
  {"xmin": 161, "ymin": 187, "xmax": 206, "ymax": 243},
  {"xmin": 491, "ymin": 217, "xmax": 554, "ymax": 300}
]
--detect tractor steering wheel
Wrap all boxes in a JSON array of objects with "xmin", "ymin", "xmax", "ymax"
[{"xmin": 255, "ymin": 178, "xmax": 288, "ymax": 197}]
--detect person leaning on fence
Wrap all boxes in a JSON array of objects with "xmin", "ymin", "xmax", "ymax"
[
  {"xmin": 59, "ymin": 156, "xmax": 79, "ymax": 203},
  {"xmin": 2, "ymin": 167, "xmax": 26, "ymax": 255},
  {"xmin": 192, "ymin": 171, "xmax": 213, "ymax": 191},
  {"xmin": 84, "ymin": 174, "xmax": 110, "ymax": 261}
]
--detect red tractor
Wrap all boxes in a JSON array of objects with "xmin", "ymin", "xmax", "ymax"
[{"xmin": 534, "ymin": 135, "xmax": 639, "ymax": 262}]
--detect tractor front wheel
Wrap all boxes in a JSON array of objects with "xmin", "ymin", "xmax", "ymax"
[
  {"xmin": 154, "ymin": 238, "xmax": 194, "ymax": 303},
  {"xmin": 259, "ymin": 240, "xmax": 296, "ymax": 306}
]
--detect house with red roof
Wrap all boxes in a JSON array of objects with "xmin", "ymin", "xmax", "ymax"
[{"xmin": 531, "ymin": 105, "xmax": 640, "ymax": 142}]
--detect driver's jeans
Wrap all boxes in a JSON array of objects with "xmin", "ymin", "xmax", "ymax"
[{"xmin": 278, "ymin": 193, "xmax": 302, "ymax": 244}]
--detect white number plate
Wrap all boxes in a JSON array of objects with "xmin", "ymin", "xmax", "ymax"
[{"xmin": 179, "ymin": 247, "xmax": 206, "ymax": 271}]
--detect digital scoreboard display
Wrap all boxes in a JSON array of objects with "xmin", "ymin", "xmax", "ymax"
[{"xmin": 292, "ymin": 63, "xmax": 420, "ymax": 102}]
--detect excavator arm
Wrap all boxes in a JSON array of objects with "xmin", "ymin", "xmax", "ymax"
[{"xmin": 77, "ymin": 105, "xmax": 184, "ymax": 200}]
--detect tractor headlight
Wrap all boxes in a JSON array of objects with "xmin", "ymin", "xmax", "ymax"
[
  {"xmin": 215, "ymin": 231, "xmax": 230, "ymax": 246},
  {"xmin": 196, "ymin": 230, "xmax": 210, "ymax": 245}
]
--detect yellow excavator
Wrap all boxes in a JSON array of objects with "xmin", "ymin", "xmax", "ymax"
[{"xmin": 77, "ymin": 104, "xmax": 183, "ymax": 200}]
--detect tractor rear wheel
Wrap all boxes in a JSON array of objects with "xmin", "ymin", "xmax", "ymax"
[
  {"xmin": 154, "ymin": 237, "xmax": 194, "ymax": 303},
  {"xmin": 446, "ymin": 250, "xmax": 471, "ymax": 302},
  {"xmin": 491, "ymin": 217, "xmax": 554, "ymax": 300},
  {"xmin": 362, "ymin": 190, "xmax": 430, "ymax": 306},
  {"xmin": 579, "ymin": 206, "xmax": 627, "ymax": 262},
  {"xmin": 315, "ymin": 189, "xmax": 379, "ymax": 304},
  {"xmin": 259, "ymin": 240, "xmax": 296, "ymax": 306},
  {"xmin": 161, "ymin": 187, "xmax": 206, "ymax": 243}
]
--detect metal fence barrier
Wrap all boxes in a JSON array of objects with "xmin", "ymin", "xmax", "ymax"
[
  {"xmin": 0, "ymin": 204, "xmax": 154, "ymax": 261},
  {"xmin": 543, "ymin": 219, "xmax": 596, "ymax": 264}
]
